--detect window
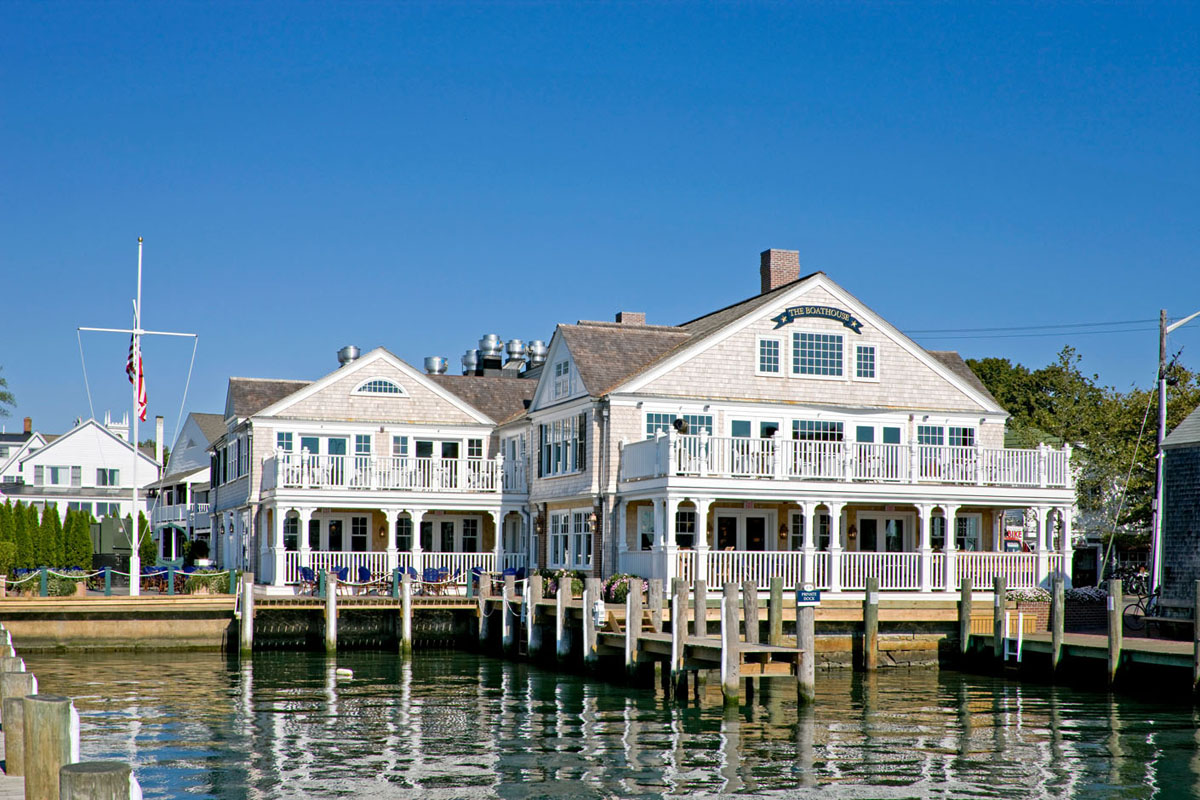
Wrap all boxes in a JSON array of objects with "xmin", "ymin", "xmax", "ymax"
[
  {"xmin": 354, "ymin": 435, "xmax": 372, "ymax": 456},
  {"xmin": 354, "ymin": 378, "xmax": 406, "ymax": 396},
  {"xmin": 757, "ymin": 337, "xmax": 781, "ymax": 374},
  {"xmin": 70, "ymin": 466, "xmax": 81, "ymax": 487},
  {"xmin": 392, "ymin": 435, "xmax": 409, "ymax": 459},
  {"xmin": 350, "ymin": 517, "xmax": 368, "ymax": 553},
  {"xmin": 790, "ymin": 513, "xmax": 804, "ymax": 551},
  {"xmin": 956, "ymin": 516, "xmax": 981, "ymax": 551},
  {"xmin": 277, "ymin": 432, "xmax": 293, "ymax": 452},
  {"xmin": 283, "ymin": 517, "xmax": 299, "ymax": 551},
  {"xmin": 917, "ymin": 426, "xmax": 944, "ymax": 446},
  {"xmin": 68, "ymin": 501, "xmax": 93, "ymax": 515},
  {"xmin": 309, "ymin": 519, "xmax": 321, "ymax": 550},
  {"xmin": 949, "ymin": 427, "xmax": 975, "ymax": 448},
  {"xmin": 731, "ymin": 420, "xmax": 752, "ymax": 438},
  {"xmin": 395, "ymin": 517, "xmax": 413, "ymax": 551},
  {"xmin": 790, "ymin": 513, "xmax": 832, "ymax": 550},
  {"xmin": 552, "ymin": 361, "xmax": 571, "ymax": 399},
  {"xmin": 638, "ymin": 506, "xmax": 656, "ymax": 551},
  {"xmin": 793, "ymin": 420, "xmax": 844, "ymax": 441},
  {"xmin": 47, "ymin": 466, "xmax": 68, "ymax": 485},
  {"xmin": 792, "ymin": 332, "xmax": 843, "ymax": 376},
  {"xmin": 855, "ymin": 345, "xmax": 877, "ymax": 380},
  {"xmin": 572, "ymin": 511, "xmax": 592, "ymax": 569},
  {"xmin": 539, "ymin": 413, "xmax": 586, "ymax": 477},
  {"xmin": 645, "ymin": 413, "xmax": 713, "ymax": 438},
  {"xmin": 675, "ymin": 510, "xmax": 696, "ymax": 549},
  {"xmin": 468, "ymin": 439, "xmax": 483, "ymax": 459},
  {"xmin": 931, "ymin": 517, "xmax": 947, "ymax": 550},
  {"xmin": 461, "ymin": 518, "xmax": 479, "ymax": 553},
  {"xmin": 549, "ymin": 511, "xmax": 569, "ymax": 567},
  {"xmin": 34, "ymin": 465, "xmax": 43, "ymax": 485}
]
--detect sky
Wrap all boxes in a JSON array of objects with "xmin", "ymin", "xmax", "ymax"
[{"xmin": 2, "ymin": 2, "xmax": 1197, "ymax": 444}]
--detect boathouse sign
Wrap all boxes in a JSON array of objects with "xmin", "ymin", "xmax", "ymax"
[{"xmin": 771, "ymin": 305, "xmax": 863, "ymax": 333}]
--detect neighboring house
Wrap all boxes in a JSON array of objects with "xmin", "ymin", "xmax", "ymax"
[
  {"xmin": 209, "ymin": 348, "xmax": 535, "ymax": 589},
  {"xmin": 0, "ymin": 416, "xmax": 50, "ymax": 490},
  {"xmin": 147, "ymin": 412, "xmax": 224, "ymax": 563},
  {"xmin": 0, "ymin": 413, "xmax": 161, "ymax": 522},
  {"xmin": 1159, "ymin": 404, "xmax": 1200, "ymax": 616}
]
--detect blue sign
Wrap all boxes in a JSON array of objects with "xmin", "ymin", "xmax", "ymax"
[
  {"xmin": 796, "ymin": 589, "xmax": 821, "ymax": 606},
  {"xmin": 771, "ymin": 305, "xmax": 863, "ymax": 333}
]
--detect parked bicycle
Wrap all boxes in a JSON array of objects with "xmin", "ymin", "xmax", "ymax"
[{"xmin": 1123, "ymin": 588, "xmax": 1159, "ymax": 632}]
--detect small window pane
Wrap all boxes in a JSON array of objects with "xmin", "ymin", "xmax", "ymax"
[
  {"xmin": 793, "ymin": 332, "xmax": 843, "ymax": 376},
  {"xmin": 855, "ymin": 345, "xmax": 876, "ymax": 379},
  {"xmin": 758, "ymin": 339, "xmax": 780, "ymax": 373}
]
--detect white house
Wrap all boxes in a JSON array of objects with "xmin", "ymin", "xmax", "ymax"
[{"xmin": 148, "ymin": 411, "xmax": 223, "ymax": 562}]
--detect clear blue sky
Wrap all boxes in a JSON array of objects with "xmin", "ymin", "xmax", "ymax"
[{"xmin": 2, "ymin": 2, "xmax": 1197, "ymax": 441}]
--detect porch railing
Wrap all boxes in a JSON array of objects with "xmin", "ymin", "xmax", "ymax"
[
  {"xmin": 263, "ymin": 452, "xmax": 504, "ymax": 494},
  {"xmin": 955, "ymin": 552, "xmax": 1039, "ymax": 589},
  {"xmin": 152, "ymin": 502, "xmax": 212, "ymax": 527},
  {"xmin": 280, "ymin": 551, "xmax": 498, "ymax": 585},
  {"xmin": 502, "ymin": 460, "xmax": 528, "ymax": 493},
  {"xmin": 841, "ymin": 552, "xmax": 921, "ymax": 591},
  {"xmin": 620, "ymin": 432, "xmax": 1072, "ymax": 489}
]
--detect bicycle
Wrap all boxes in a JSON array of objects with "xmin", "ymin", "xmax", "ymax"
[{"xmin": 1123, "ymin": 589, "xmax": 1159, "ymax": 631}]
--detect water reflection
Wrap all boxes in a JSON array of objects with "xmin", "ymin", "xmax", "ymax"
[{"xmin": 21, "ymin": 650, "xmax": 1199, "ymax": 799}]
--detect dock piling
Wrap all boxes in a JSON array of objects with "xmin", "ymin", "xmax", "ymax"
[
  {"xmin": 60, "ymin": 761, "xmax": 139, "ymax": 800},
  {"xmin": 625, "ymin": 580, "xmax": 642, "ymax": 677},
  {"xmin": 555, "ymin": 582, "xmax": 569, "ymax": 660},
  {"xmin": 742, "ymin": 580, "xmax": 760, "ymax": 644},
  {"xmin": 768, "ymin": 577, "xmax": 784, "ymax": 646},
  {"xmin": 692, "ymin": 579, "xmax": 707, "ymax": 636},
  {"xmin": 325, "ymin": 573, "xmax": 338, "ymax": 654},
  {"xmin": 721, "ymin": 582, "xmax": 740, "ymax": 706},
  {"xmin": 528, "ymin": 575, "xmax": 544, "ymax": 656},
  {"xmin": 958, "ymin": 577, "xmax": 972, "ymax": 658},
  {"xmin": 23, "ymin": 693, "xmax": 79, "ymax": 800},
  {"xmin": 400, "ymin": 572, "xmax": 413, "ymax": 655},
  {"xmin": 0, "ymin": 671, "xmax": 37, "ymax": 724},
  {"xmin": 3, "ymin": 696, "xmax": 25, "ymax": 775},
  {"xmin": 648, "ymin": 579, "xmax": 664, "ymax": 632},
  {"xmin": 502, "ymin": 574, "xmax": 516, "ymax": 654},
  {"xmin": 239, "ymin": 572, "xmax": 255, "ymax": 656},
  {"xmin": 583, "ymin": 577, "xmax": 602, "ymax": 666},
  {"xmin": 670, "ymin": 581, "xmax": 688, "ymax": 697},
  {"xmin": 1107, "ymin": 578, "xmax": 1122, "ymax": 684},
  {"xmin": 478, "ymin": 574, "xmax": 492, "ymax": 646},
  {"xmin": 797, "ymin": 591, "xmax": 815, "ymax": 706},
  {"xmin": 863, "ymin": 577, "xmax": 879, "ymax": 671},
  {"xmin": 1051, "ymin": 577, "xmax": 1064, "ymax": 672},
  {"xmin": 993, "ymin": 577, "xmax": 1007, "ymax": 664}
]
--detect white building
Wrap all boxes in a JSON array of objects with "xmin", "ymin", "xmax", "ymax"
[{"xmin": 148, "ymin": 411, "xmax": 223, "ymax": 563}]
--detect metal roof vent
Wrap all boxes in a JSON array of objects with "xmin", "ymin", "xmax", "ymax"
[
  {"xmin": 424, "ymin": 356, "xmax": 448, "ymax": 375},
  {"xmin": 478, "ymin": 334, "xmax": 503, "ymax": 359},
  {"xmin": 461, "ymin": 349, "xmax": 479, "ymax": 374},
  {"xmin": 337, "ymin": 345, "xmax": 360, "ymax": 366},
  {"xmin": 527, "ymin": 340, "xmax": 548, "ymax": 366}
]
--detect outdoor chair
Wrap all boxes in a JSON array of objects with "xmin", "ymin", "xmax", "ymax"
[{"xmin": 298, "ymin": 567, "xmax": 317, "ymax": 595}]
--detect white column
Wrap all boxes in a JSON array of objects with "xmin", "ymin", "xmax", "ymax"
[
  {"xmin": 942, "ymin": 504, "xmax": 959, "ymax": 593},
  {"xmin": 615, "ymin": 499, "xmax": 628, "ymax": 554},
  {"xmin": 827, "ymin": 502, "xmax": 844, "ymax": 593},
  {"xmin": 694, "ymin": 497, "xmax": 712, "ymax": 587},
  {"xmin": 489, "ymin": 509, "xmax": 503, "ymax": 571},
  {"xmin": 298, "ymin": 507, "xmax": 314, "ymax": 570},
  {"xmin": 383, "ymin": 507, "xmax": 399, "ymax": 577},
  {"xmin": 800, "ymin": 502, "xmax": 816, "ymax": 587},
  {"xmin": 1059, "ymin": 506, "xmax": 1075, "ymax": 579},
  {"xmin": 652, "ymin": 497, "xmax": 665, "ymax": 551},
  {"xmin": 272, "ymin": 506, "xmax": 286, "ymax": 586},
  {"xmin": 917, "ymin": 503, "xmax": 934, "ymax": 593},
  {"xmin": 664, "ymin": 496, "xmax": 680, "ymax": 586},
  {"xmin": 1035, "ymin": 505, "xmax": 1051, "ymax": 585},
  {"xmin": 411, "ymin": 509, "xmax": 426, "ymax": 576}
]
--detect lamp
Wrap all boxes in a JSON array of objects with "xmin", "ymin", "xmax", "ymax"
[{"xmin": 848, "ymin": 524, "xmax": 858, "ymax": 540}]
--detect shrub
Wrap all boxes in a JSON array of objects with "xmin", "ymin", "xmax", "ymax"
[
  {"xmin": 0, "ymin": 541, "xmax": 16, "ymax": 578},
  {"xmin": 537, "ymin": 568, "xmax": 585, "ymax": 598},
  {"xmin": 1006, "ymin": 588, "xmax": 1050, "ymax": 603},
  {"xmin": 47, "ymin": 569, "xmax": 89, "ymax": 597},
  {"xmin": 603, "ymin": 573, "xmax": 647, "ymax": 604},
  {"xmin": 185, "ymin": 569, "xmax": 237, "ymax": 595},
  {"xmin": 1066, "ymin": 585, "xmax": 1108, "ymax": 603}
]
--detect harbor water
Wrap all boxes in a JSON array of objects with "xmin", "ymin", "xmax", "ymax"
[{"xmin": 22, "ymin": 650, "xmax": 1200, "ymax": 799}]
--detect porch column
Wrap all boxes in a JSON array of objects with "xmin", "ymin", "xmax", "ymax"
[
  {"xmin": 652, "ymin": 498, "xmax": 666, "ymax": 551},
  {"xmin": 272, "ymin": 506, "xmax": 286, "ymax": 587},
  {"xmin": 488, "ymin": 509, "xmax": 503, "ymax": 572},
  {"xmin": 297, "ymin": 507, "xmax": 314, "ymax": 570},
  {"xmin": 411, "ymin": 509, "xmax": 426, "ymax": 576},
  {"xmin": 917, "ymin": 503, "xmax": 934, "ymax": 593},
  {"xmin": 1035, "ymin": 505, "xmax": 1051, "ymax": 586},
  {"xmin": 942, "ymin": 504, "xmax": 960, "ymax": 594},
  {"xmin": 827, "ymin": 502, "xmax": 845, "ymax": 593},
  {"xmin": 614, "ymin": 498, "xmax": 627, "ymax": 575},
  {"xmin": 383, "ymin": 508, "xmax": 399, "ymax": 578},
  {"xmin": 663, "ymin": 497, "xmax": 680, "ymax": 586},
  {"xmin": 801, "ymin": 502, "xmax": 816, "ymax": 587},
  {"xmin": 693, "ymin": 497, "xmax": 713, "ymax": 587},
  {"xmin": 1059, "ymin": 507, "xmax": 1075, "ymax": 580}
]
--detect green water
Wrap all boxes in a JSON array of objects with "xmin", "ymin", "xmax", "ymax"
[{"xmin": 21, "ymin": 650, "xmax": 1200, "ymax": 799}]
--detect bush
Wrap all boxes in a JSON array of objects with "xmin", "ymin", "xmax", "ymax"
[
  {"xmin": 603, "ymin": 573, "xmax": 647, "ymax": 604},
  {"xmin": 0, "ymin": 541, "xmax": 16, "ymax": 579},
  {"xmin": 46, "ymin": 569, "xmax": 89, "ymax": 597},
  {"xmin": 1066, "ymin": 585, "xmax": 1108, "ymax": 603},
  {"xmin": 537, "ymin": 568, "xmax": 585, "ymax": 598},
  {"xmin": 1006, "ymin": 587, "xmax": 1050, "ymax": 603},
  {"xmin": 184, "ymin": 569, "xmax": 237, "ymax": 595}
]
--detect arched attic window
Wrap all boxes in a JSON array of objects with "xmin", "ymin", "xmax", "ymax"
[{"xmin": 352, "ymin": 377, "xmax": 408, "ymax": 397}]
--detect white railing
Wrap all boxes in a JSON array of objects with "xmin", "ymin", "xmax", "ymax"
[
  {"xmin": 621, "ymin": 433, "xmax": 1072, "ymax": 489},
  {"xmin": 501, "ymin": 553, "xmax": 528, "ymax": 572},
  {"xmin": 812, "ymin": 552, "xmax": 831, "ymax": 590},
  {"xmin": 1047, "ymin": 554, "xmax": 1065, "ymax": 576},
  {"xmin": 675, "ymin": 550, "xmax": 697, "ymax": 584},
  {"xmin": 841, "ymin": 552, "xmax": 922, "ymax": 590},
  {"xmin": 423, "ymin": 552, "xmax": 495, "ymax": 582},
  {"xmin": 305, "ymin": 551, "xmax": 391, "ymax": 583},
  {"xmin": 152, "ymin": 502, "xmax": 212, "ymax": 527},
  {"xmin": 188, "ymin": 503, "xmax": 212, "ymax": 529},
  {"xmin": 618, "ymin": 550, "xmax": 662, "ymax": 581},
  {"xmin": 931, "ymin": 552, "xmax": 946, "ymax": 591},
  {"xmin": 956, "ymin": 552, "xmax": 1039, "ymax": 591},
  {"xmin": 502, "ymin": 460, "xmax": 528, "ymax": 493},
  {"xmin": 707, "ymin": 550, "xmax": 806, "ymax": 590},
  {"xmin": 264, "ymin": 452, "xmax": 503, "ymax": 494}
]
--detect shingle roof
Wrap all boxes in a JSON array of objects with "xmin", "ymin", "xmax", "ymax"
[
  {"xmin": 678, "ymin": 272, "xmax": 824, "ymax": 340},
  {"xmin": 558, "ymin": 322, "xmax": 692, "ymax": 396},
  {"xmin": 1164, "ymin": 404, "xmax": 1200, "ymax": 448},
  {"xmin": 926, "ymin": 351, "xmax": 1001, "ymax": 407},
  {"xmin": 191, "ymin": 412, "xmax": 226, "ymax": 445},
  {"xmin": 147, "ymin": 465, "xmax": 207, "ymax": 488},
  {"xmin": 226, "ymin": 378, "xmax": 311, "ymax": 418},
  {"xmin": 0, "ymin": 432, "xmax": 32, "ymax": 445},
  {"xmin": 427, "ymin": 375, "xmax": 536, "ymax": 424}
]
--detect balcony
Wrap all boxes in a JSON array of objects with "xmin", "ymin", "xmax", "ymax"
[
  {"xmin": 262, "ymin": 453, "xmax": 504, "ymax": 494},
  {"xmin": 151, "ymin": 502, "xmax": 211, "ymax": 528},
  {"xmin": 620, "ymin": 433, "xmax": 1072, "ymax": 489}
]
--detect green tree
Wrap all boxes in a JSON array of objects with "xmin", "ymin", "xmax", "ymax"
[
  {"xmin": 12, "ymin": 501, "xmax": 30, "ymax": 570},
  {"xmin": 68, "ymin": 512, "xmax": 94, "ymax": 570},
  {"xmin": 0, "ymin": 366, "xmax": 15, "ymax": 418},
  {"xmin": 127, "ymin": 512, "xmax": 155, "ymax": 567},
  {"xmin": 35, "ymin": 505, "xmax": 55, "ymax": 567},
  {"xmin": 0, "ymin": 500, "xmax": 12, "ymax": 544}
]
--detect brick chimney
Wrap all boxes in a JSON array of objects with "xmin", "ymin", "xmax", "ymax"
[
  {"xmin": 760, "ymin": 249, "xmax": 800, "ymax": 294},
  {"xmin": 23, "ymin": 417, "xmax": 31, "ymax": 435},
  {"xmin": 615, "ymin": 311, "xmax": 646, "ymax": 325}
]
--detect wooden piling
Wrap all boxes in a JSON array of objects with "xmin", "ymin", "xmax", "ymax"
[
  {"xmin": 0, "ymin": 655, "xmax": 25, "ymax": 672},
  {"xmin": 1051, "ymin": 577, "xmax": 1065, "ymax": 672},
  {"xmin": 863, "ymin": 576, "xmax": 879, "ymax": 672},
  {"xmin": 958, "ymin": 577, "xmax": 973, "ymax": 658},
  {"xmin": 992, "ymin": 576, "xmax": 1006, "ymax": 664},
  {"xmin": 721, "ymin": 582, "xmax": 740, "ymax": 706},
  {"xmin": 23, "ymin": 693, "xmax": 78, "ymax": 800},
  {"xmin": 1107, "ymin": 578, "xmax": 1122, "ymax": 684},
  {"xmin": 60, "ymin": 761, "xmax": 138, "ymax": 800},
  {"xmin": 583, "ymin": 577, "xmax": 602, "ymax": 666},
  {"xmin": 555, "ymin": 583, "xmax": 570, "ymax": 660},
  {"xmin": 502, "ymin": 574, "xmax": 517, "ymax": 654},
  {"xmin": 3, "ymin": 696, "xmax": 25, "ymax": 775},
  {"xmin": 400, "ymin": 572, "xmax": 413, "ymax": 655},
  {"xmin": 796, "ymin": 600, "xmax": 815, "ymax": 706},
  {"xmin": 692, "ymin": 579, "xmax": 707, "ymax": 637},
  {"xmin": 324, "ymin": 573, "xmax": 338, "ymax": 654},
  {"xmin": 670, "ymin": 581, "xmax": 688, "ymax": 696},
  {"xmin": 648, "ymin": 579, "xmax": 664, "ymax": 633},
  {"xmin": 625, "ymin": 580, "xmax": 642, "ymax": 677},
  {"xmin": 478, "ymin": 574, "xmax": 492, "ymax": 646},
  {"xmin": 528, "ymin": 575, "xmax": 544, "ymax": 656},
  {"xmin": 0, "ymin": 671, "xmax": 37, "ymax": 724},
  {"xmin": 742, "ymin": 580, "xmax": 760, "ymax": 645},
  {"xmin": 768, "ymin": 577, "xmax": 784, "ymax": 646},
  {"xmin": 239, "ymin": 572, "xmax": 255, "ymax": 656}
]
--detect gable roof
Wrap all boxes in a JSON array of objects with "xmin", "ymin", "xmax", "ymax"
[
  {"xmin": 226, "ymin": 378, "xmax": 311, "ymax": 419},
  {"xmin": 926, "ymin": 351, "xmax": 1000, "ymax": 407},
  {"xmin": 19, "ymin": 418, "xmax": 160, "ymax": 469},
  {"xmin": 677, "ymin": 272, "xmax": 825, "ymax": 340},
  {"xmin": 428, "ymin": 376, "xmax": 537, "ymax": 424},
  {"xmin": 191, "ymin": 412, "xmax": 226, "ymax": 445},
  {"xmin": 556, "ymin": 322, "xmax": 691, "ymax": 397},
  {"xmin": 1164, "ymin": 404, "xmax": 1200, "ymax": 448}
]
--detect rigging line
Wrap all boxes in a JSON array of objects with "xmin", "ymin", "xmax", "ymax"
[
  {"xmin": 915, "ymin": 327, "xmax": 1158, "ymax": 341},
  {"xmin": 76, "ymin": 329, "xmax": 96, "ymax": 423},
  {"xmin": 905, "ymin": 318, "xmax": 1158, "ymax": 334},
  {"xmin": 1098, "ymin": 383, "xmax": 1155, "ymax": 586},
  {"xmin": 169, "ymin": 334, "xmax": 200, "ymax": 476}
]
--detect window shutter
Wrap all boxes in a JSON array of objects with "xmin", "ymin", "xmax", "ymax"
[
  {"xmin": 538, "ymin": 425, "xmax": 546, "ymax": 477},
  {"xmin": 576, "ymin": 412, "xmax": 587, "ymax": 471}
]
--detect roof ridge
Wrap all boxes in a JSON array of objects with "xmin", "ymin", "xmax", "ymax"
[
  {"xmin": 677, "ymin": 270, "xmax": 824, "ymax": 327},
  {"xmin": 573, "ymin": 320, "xmax": 689, "ymax": 332}
]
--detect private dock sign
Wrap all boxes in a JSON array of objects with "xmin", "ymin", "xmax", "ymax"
[{"xmin": 796, "ymin": 589, "xmax": 821, "ymax": 607}]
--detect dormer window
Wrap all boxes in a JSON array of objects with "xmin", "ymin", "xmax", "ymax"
[
  {"xmin": 552, "ymin": 361, "xmax": 571, "ymax": 399},
  {"xmin": 353, "ymin": 378, "xmax": 407, "ymax": 396}
]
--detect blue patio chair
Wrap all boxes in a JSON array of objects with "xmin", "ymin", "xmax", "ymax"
[
  {"xmin": 298, "ymin": 567, "xmax": 317, "ymax": 595},
  {"xmin": 334, "ymin": 566, "xmax": 349, "ymax": 583}
]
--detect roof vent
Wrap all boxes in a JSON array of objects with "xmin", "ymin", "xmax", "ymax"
[
  {"xmin": 478, "ymin": 334, "xmax": 503, "ymax": 359},
  {"xmin": 462, "ymin": 349, "xmax": 479, "ymax": 374},
  {"xmin": 424, "ymin": 356, "xmax": 448, "ymax": 375},
  {"xmin": 337, "ymin": 345, "xmax": 361, "ymax": 366},
  {"xmin": 505, "ymin": 339, "xmax": 526, "ymax": 363},
  {"xmin": 527, "ymin": 340, "xmax": 548, "ymax": 367}
]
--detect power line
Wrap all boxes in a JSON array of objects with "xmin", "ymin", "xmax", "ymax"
[
  {"xmin": 905, "ymin": 318, "xmax": 1156, "ymax": 335},
  {"xmin": 913, "ymin": 327, "xmax": 1158, "ymax": 341}
]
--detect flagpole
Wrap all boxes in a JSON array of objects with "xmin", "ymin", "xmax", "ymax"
[{"xmin": 130, "ymin": 237, "xmax": 143, "ymax": 596}]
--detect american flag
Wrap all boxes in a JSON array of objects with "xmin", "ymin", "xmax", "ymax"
[{"xmin": 126, "ymin": 333, "xmax": 147, "ymax": 421}]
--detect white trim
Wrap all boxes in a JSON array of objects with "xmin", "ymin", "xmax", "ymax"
[
  {"xmin": 754, "ymin": 335, "xmax": 783, "ymax": 377},
  {"xmin": 851, "ymin": 342, "xmax": 880, "ymax": 383},
  {"xmin": 17, "ymin": 419, "xmax": 159, "ymax": 472},
  {"xmin": 787, "ymin": 327, "xmax": 846, "ymax": 381},
  {"xmin": 351, "ymin": 376, "xmax": 409, "ymax": 397},
  {"xmin": 531, "ymin": 332, "xmax": 588, "ymax": 411}
]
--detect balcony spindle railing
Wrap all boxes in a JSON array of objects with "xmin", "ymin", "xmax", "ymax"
[{"xmin": 264, "ymin": 452, "xmax": 504, "ymax": 494}]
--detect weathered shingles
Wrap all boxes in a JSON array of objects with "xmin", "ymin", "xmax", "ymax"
[
  {"xmin": 226, "ymin": 378, "xmax": 311, "ymax": 418},
  {"xmin": 428, "ymin": 375, "xmax": 537, "ymax": 424},
  {"xmin": 1165, "ymin": 404, "xmax": 1200, "ymax": 448},
  {"xmin": 558, "ymin": 323, "xmax": 692, "ymax": 396},
  {"xmin": 191, "ymin": 412, "xmax": 226, "ymax": 445},
  {"xmin": 677, "ymin": 272, "xmax": 823, "ymax": 341},
  {"xmin": 925, "ymin": 351, "xmax": 1000, "ymax": 408}
]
